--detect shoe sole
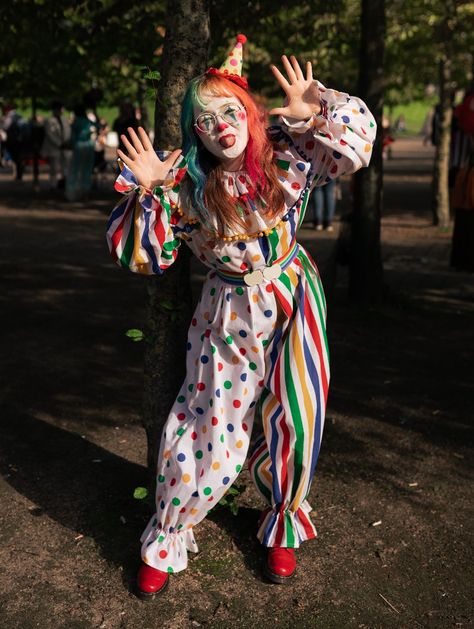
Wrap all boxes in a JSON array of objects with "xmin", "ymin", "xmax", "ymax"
[
  {"xmin": 136, "ymin": 575, "xmax": 169, "ymax": 600},
  {"xmin": 263, "ymin": 563, "xmax": 296, "ymax": 584}
]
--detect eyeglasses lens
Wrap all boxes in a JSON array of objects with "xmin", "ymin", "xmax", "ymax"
[{"xmin": 196, "ymin": 105, "xmax": 241, "ymax": 132}]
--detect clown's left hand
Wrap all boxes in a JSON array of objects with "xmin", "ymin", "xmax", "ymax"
[{"xmin": 269, "ymin": 55, "xmax": 321, "ymax": 120}]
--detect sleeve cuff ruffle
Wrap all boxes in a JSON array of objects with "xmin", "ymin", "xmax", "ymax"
[
  {"xmin": 257, "ymin": 500, "xmax": 318, "ymax": 548},
  {"xmin": 140, "ymin": 516, "xmax": 198, "ymax": 574},
  {"xmin": 114, "ymin": 153, "xmax": 187, "ymax": 199},
  {"xmin": 280, "ymin": 111, "xmax": 326, "ymax": 135}
]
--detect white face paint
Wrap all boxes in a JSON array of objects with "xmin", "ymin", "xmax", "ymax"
[{"xmin": 193, "ymin": 93, "xmax": 249, "ymax": 165}]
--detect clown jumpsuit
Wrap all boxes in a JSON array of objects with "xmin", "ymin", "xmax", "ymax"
[{"xmin": 107, "ymin": 81, "xmax": 376, "ymax": 573}]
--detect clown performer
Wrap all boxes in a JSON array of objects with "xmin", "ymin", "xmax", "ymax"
[{"xmin": 106, "ymin": 34, "xmax": 376, "ymax": 597}]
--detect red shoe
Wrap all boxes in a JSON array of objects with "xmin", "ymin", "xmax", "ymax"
[
  {"xmin": 264, "ymin": 548, "xmax": 296, "ymax": 584},
  {"xmin": 136, "ymin": 562, "xmax": 169, "ymax": 599}
]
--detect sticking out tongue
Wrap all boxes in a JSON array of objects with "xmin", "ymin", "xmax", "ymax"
[{"xmin": 219, "ymin": 134, "xmax": 236, "ymax": 148}]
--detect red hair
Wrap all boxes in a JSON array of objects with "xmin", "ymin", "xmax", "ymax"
[{"xmin": 196, "ymin": 75, "xmax": 285, "ymax": 234}]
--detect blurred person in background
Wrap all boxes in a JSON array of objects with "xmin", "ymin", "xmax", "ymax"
[
  {"xmin": 113, "ymin": 102, "xmax": 140, "ymax": 155},
  {"xmin": 92, "ymin": 117, "xmax": 110, "ymax": 186},
  {"xmin": 41, "ymin": 100, "xmax": 72, "ymax": 189},
  {"xmin": 450, "ymin": 88, "xmax": 474, "ymax": 271},
  {"xmin": 382, "ymin": 113, "xmax": 394, "ymax": 159},
  {"xmin": 309, "ymin": 177, "xmax": 340, "ymax": 232},
  {"xmin": 2, "ymin": 104, "xmax": 29, "ymax": 180},
  {"xmin": 65, "ymin": 103, "xmax": 97, "ymax": 201}
]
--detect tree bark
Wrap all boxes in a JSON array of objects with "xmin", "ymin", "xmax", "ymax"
[
  {"xmin": 348, "ymin": 0, "xmax": 385, "ymax": 304},
  {"xmin": 143, "ymin": 0, "xmax": 210, "ymax": 477},
  {"xmin": 432, "ymin": 54, "xmax": 452, "ymax": 229}
]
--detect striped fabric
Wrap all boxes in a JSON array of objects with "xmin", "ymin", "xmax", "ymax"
[
  {"xmin": 248, "ymin": 247, "xmax": 329, "ymax": 547},
  {"xmin": 106, "ymin": 160, "xmax": 187, "ymax": 275}
]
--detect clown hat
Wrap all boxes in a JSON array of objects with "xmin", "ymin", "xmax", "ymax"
[{"xmin": 206, "ymin": 34, "xmax": 248, "ymax": 90}]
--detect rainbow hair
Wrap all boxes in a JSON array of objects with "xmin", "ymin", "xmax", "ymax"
[{"xmin": 180, "ymin": 73, "xmax": 272, "ymax": 226}]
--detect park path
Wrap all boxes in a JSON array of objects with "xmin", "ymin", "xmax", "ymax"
[{"xmin": 0, "ymin": 137, "xmax": 472, "ymax": 628}]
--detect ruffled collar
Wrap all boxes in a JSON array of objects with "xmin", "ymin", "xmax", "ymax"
[{"xmin": 222, "ymin": 170, "xmax": 254, "ymax": 198}]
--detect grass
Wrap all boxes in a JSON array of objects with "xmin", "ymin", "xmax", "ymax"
[{"xmin": 384, "ymin": 98, "xmax": 438, "ymax": 136}]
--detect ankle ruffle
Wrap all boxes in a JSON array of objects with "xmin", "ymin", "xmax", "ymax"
[
  {"xmin": 140, "ymin": 515, "xmax": 198, "ymax": 573},
  {"xmin": 257, "ymin": 500, "xmax": 317, "ymax": 548}
]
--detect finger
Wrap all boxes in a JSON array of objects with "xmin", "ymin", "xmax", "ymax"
[
  {"xmin": 282, "ymin": 55, "xmax": 297, "ymax": 83},
  {"xmin": 138, "ymin": 126, "xmax": 154, "ymax": 151},
  {"xmin": 165, "ymin": 148, "xmax": 183, "ymax": 166},
  {"xmin": 117, "ymin": 149, "xmax": 133, "ymax": 168},
  {"xmin": 127, "ymin": 126, "xmax": 144, "ymax": 153},
  {"xmin": 290, "ymin": 55, "xmax": 304, "ymax": 81},
  {"xmin": 121, "ymin": 134, "xmax": 138, "ymax": 158},
  {"xmin": 306, "ymin": 61, "xmax": 313, "ymax": 82},
  {"xmin": 269, "ymin": 107, "xmax": 291, "ymax": 117},
  {"xmin": 270, "ymin": 64, "xmax": 291, "ymax": 93}
]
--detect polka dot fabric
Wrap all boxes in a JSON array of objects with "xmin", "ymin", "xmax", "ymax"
[
  {"xmin": 107, "ymin": 80, "xmax": 376, "ymax": 573},
  {"xmin": 140, "ymin": 279, "xmax": 277, "ymax": 570}
]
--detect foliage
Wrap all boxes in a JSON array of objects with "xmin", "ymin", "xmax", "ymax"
[
  {"xmin": 209, "ymin": 0, "xmax": 361, "ymax": 97},
  {"xmin": 0, "ymin": 0, "xmax": 166, "ymax": 109},
  {"xmin": 2, "ymin": 1, "xmax": 471, "ymax": 121},
  {"xmin": 210, "ymin": 483, "xmax": 245, "ymax": 516},
  {"xmin": 133, "ymin": 486, "xmax": 149, "ymax": 499},
  {"xmin": 384, "ymin": 0, "xmax": 474, "ymax": 107},
  {"xmin": 126, "ymin": 328, "xmax": 145, "ymax": 342}
]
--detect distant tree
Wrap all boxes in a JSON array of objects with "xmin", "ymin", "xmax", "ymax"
[
  {"xmin": 381, "ymin": 0, "xmax": 473, "ymax": 227},
  {"xmin": 431, "ymin": 1, "xmax": 457, "ymax": 229},
  {"xmin": 349, "ymin": 0, "xmax": 385, "ymax": 304}
]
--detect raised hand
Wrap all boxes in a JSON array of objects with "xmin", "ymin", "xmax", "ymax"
[
  {"xmin": 269, "ymin": 55, "xmax": 321, "ymax": 120},
  {"xmin": 117, "ymin": 127, "xmax": 182, "ymax": 189}
]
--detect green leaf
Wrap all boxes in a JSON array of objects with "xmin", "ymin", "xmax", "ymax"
[
  {"xmin": 143, "ymin": 70, "xmax": 161, "ymax": 80},
  {"xmin": 229, "ymin": 502, "xmax": 239, "ymax": 516},
  {"xmin": 161, "ymin": 300, "xmax": 176, "ymax": 311},
  {"xmin": 125, "ymin": 328, "xmax": 144, "ymax": 342},
  {"xmin": 133, "ymin": 487, "xmax": 148, "ymax": 500}
]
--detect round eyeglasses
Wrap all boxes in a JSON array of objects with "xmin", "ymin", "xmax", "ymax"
[{"xmin": 194, "ymin": 103, "xmax": 245, "ymax": 133}]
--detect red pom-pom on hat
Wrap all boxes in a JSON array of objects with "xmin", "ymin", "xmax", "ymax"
[{"xmin": 236, "ymin": 34, "xmax": 247, "ymax": 44}]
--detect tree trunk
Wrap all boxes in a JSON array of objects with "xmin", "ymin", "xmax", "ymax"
[
  {"xmin": 432, "ymin": 54, "xmax": 452, "ymax": 228},
  {"xmin": 348, "ymin": 0, "xmax": 385, "ymax": 304},
  {"xmin": 143, "ymin": 0, "xmax": 210, "ymax": 477}
]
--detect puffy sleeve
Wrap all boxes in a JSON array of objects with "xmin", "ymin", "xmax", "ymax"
[
  {"xmin": 106, "ymin": 153, "xmax": 187, "ymax": 275},
  {"xmin": 277, "ymin": 80, "xmax": 377, "ymax": 188}
]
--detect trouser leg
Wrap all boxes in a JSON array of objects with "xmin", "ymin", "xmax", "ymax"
[
  {"xmin": 312, "ymin": 187, "xmax": 323, "ymax": 225},
  {"xmin": 323, "ymin": 179, "xmax": 336, "ymax": 226},
  {"xmin": 49, "ymin": 155, "xmax": 58, "ymax": 185},
  {"xmin": 249, "ymin": 255, "xmax": 330, "ymax": 548},
  {"xmin": 140, "ymin": 277, "xmax": 278, "ymax": 572}
]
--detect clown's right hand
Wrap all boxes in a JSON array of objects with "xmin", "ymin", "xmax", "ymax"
[{"xmin": 117, "ymin": 126, "xmax": 182, "ymax": 190}]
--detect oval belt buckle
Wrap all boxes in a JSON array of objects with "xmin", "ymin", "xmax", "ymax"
[
  {"xmin": 263, "ymin": 263, "xmax": 282, "ymax": 281},
  {"xmin": 244, "ymin": 269, "xmax": 264, "ymax": 287}
]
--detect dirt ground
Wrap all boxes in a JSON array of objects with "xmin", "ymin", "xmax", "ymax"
[{"xmin": 0, "ymin": 138, "xmax": 472, "ymax": 629}]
